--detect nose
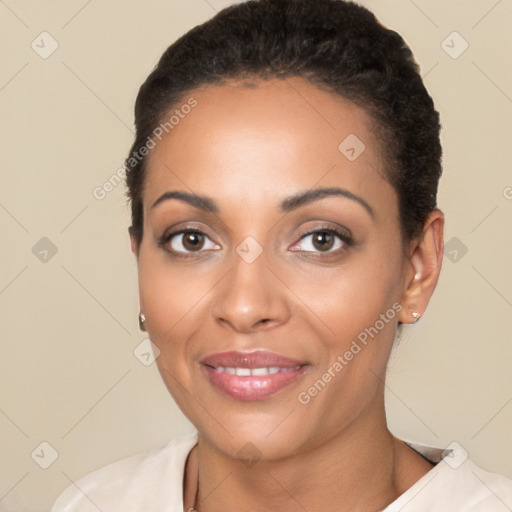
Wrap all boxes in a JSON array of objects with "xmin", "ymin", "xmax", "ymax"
[{"xmin": 210, "ymin": 251, "xmax": 291, "ymax": 333}]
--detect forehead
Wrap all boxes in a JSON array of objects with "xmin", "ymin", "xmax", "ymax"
[{"xmin": 143, "ymin": 77, "xmax": 394, "ymax": 215}]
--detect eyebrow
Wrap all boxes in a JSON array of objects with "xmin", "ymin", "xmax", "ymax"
[
  {"xmin": 151, "ymin": 186, "xmax": 375, "ymax": 218},
  {"xmin": 279, "ymin": 187, "xmax": 374, "ymax": 218},
  {"xmin": 151, "ymin": 190, "xmax": 218, "ymax": 213}
]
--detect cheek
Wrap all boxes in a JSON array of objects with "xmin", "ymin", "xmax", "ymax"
[
  {"xmin": 137, "ymin": 254, "xmax": 207, "ymax": 410},
  {"xmin": 288, "ymin": 254, "xmax": 403, "ymax": 430},
  {"xmin": 137, "ymin": 249, "xmax": 216, "ymax": 362},
  {"xmin": 287, "ymin": 247, "xmax": 403, "ymax": 348}
]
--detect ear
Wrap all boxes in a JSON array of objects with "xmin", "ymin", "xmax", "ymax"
[
  {"xmin": 398, "ymin": 209, "xmax": 444, "ymax": 324},
  {"xmin": 128, "ymin": 226, "xmax": 140, "ymax": 259}
]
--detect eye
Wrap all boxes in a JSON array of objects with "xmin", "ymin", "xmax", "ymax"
[
  {"xmin": 290, "ymin": 227, "xmax": 351, "ymax": 253},
  {"xmin": 158, "ymin": 228, "xmax": 220, "ymax": 254}
]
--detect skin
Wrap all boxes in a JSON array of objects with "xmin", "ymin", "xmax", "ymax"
[{"xmin": 130, "ymin": 76, "xmax": 444, "ymax": 512}]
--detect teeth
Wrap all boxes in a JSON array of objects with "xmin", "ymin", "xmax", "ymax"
[
  {"xmin": 214, "ymin": 366, "xmax": 297, "ymax": 376},
  {"xmin": 251, "ymin": 367, "xmax": 269, "ymax": 376}
]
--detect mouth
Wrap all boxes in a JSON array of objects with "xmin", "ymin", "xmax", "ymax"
[{"xmin": 201, "ymin": 350, "xmax": 309, "ymax": 401}]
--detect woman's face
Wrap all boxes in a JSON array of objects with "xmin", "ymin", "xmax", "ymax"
[{"xmin": 133, "ymin": 77, "xmax": 419, "ymax": 460}]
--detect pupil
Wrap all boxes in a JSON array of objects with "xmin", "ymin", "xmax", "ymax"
[{"xmin": 313, "ymin": 232, "xmax": 334, "ymax": 251}]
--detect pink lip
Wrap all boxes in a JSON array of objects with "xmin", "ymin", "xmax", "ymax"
[{"xmin": 201, "ymin": 350, "xmax": 309, "ymax": 401}]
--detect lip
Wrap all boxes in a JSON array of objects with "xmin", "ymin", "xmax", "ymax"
[{"xmin": 201, "ymin": 350, "xmax": 309, "ymax": 401}]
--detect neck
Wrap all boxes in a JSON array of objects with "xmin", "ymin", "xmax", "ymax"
[{"xmin": 185, "ymin": 398, "xmax": 432, "ymax": 512}]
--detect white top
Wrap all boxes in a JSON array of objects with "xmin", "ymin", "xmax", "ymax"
[{"xmin": 52, "ymin": 432, "xmax": 512, "ymax": 511}]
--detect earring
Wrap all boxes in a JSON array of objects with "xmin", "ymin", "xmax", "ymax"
[
  {"xmin": 138, "ymin": 312, "xmax": 147, "ymax": 332},
  {"xmin": 411, "ymin": 311, "xmax": 421, "ymax": 324}
]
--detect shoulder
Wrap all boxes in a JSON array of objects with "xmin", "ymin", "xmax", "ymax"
[
  {"xmin": 51, "ymin": 432, "xmax": 198, "ymax": 512},
  {"xmin": 385, "ymin": 440, "xmax": 512, "ymax": 511}
]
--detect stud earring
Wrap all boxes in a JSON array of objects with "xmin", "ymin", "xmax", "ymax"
[
  {"xmin": 411, "ymin": 311, "xmax": 421, "ymax": 324},
  {"xmin": 138, "ymin": 312, "xmax": 147, "ymax": 332}
]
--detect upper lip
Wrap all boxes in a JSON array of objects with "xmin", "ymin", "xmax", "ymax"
[{"xmin": 201, "ymin": 350, "xmax": 307, "ymax": 369}]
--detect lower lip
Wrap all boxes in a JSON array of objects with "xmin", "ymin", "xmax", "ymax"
[{"xmin": 202, "ymin": 365, "xmax": 308, "ymax": 401}]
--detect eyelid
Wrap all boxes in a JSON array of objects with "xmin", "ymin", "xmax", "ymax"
[{"xmin": 157, "ymin": 223, "xmax": 213, "ymax": 243}]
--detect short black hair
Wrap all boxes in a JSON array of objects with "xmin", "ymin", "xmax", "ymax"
[{"xmin": 126, "ymin": 0, "xmax": 442, "ymax": 245}]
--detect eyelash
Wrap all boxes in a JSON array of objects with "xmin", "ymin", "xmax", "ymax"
[{"xmin": 157, "ymin": 226, "xmax": 352, "ymax": 258}]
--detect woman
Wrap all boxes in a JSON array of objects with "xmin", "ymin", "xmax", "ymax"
[{"xmin": 52, "ymin": 0, "xmax": 512, "ymax": 510}]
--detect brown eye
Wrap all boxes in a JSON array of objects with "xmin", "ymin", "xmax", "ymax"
[
  {"xmin": 311, "ymin": 232, "xmax": 335, "ymax": 251},
  {"xmin": 181, "ymin": 232, "xmax": 204, "ymax": 251},
  {"xmin": 161, "ymin": 229, "xmax": 220, "ymax": 255},
  {"xmin": 290, "ymin": 227, "xmax": 351, "ymax": 254}
]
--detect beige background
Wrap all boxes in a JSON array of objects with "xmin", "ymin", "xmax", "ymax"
[{"xmin": 1, "ymin": 1, "xmax": 511, "ymax": 510}]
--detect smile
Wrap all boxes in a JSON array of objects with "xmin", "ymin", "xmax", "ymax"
[
  {"xmin": 201, "ymin": 350, "xmax": 309, "ymax": 401},
  {"xmin": 210, "ymin": 366, "xmax": 300, "ymax": 376}
]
